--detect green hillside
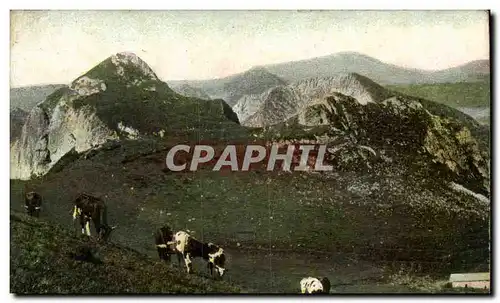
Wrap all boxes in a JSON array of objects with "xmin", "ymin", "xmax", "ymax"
[
  {"xmin": 10, "ymin": 210, "xmax": 243, "ymax": 294},
  {"xmin": 387, "ymin": 80, "xmax": 490, "ymax": 108}
]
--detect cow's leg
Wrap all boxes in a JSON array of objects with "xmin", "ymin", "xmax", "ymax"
[
  {"xmin": 79, "ymin": 216, "xmax": 86, "ymax": 234},
  {"xmin": 183, "ymin": 253, "xmax": 193, "ymax": 274},
  {"xmin": 177, "ymin": 252, "xmax": 183, "ymax": 267},
  {"xmin": 92, "ymin": 216, "xmax": 100, "ymax": 238},
  {"xmin": 85, "ymin": 221, "xmax": 91, "ymax": 236},
  {"xmin": 72, "ymin": 206, "xmax": 79, "ymax": 220},
  {"xmin": 157, "ymin": 248, "xmax": 164, "ymax": 260},
  {"xmin": 207, "ymin": 262, "xmax": 214, "ymax": 277}
]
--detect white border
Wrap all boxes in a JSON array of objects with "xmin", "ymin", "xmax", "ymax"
[{"xmin": 3, "ymin": 1, "xmax": 498, "ymax": 302}]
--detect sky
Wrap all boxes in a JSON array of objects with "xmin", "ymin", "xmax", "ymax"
[{"xmin": 10, "ymin": 10, "xmax": 490, "ymax": 87}]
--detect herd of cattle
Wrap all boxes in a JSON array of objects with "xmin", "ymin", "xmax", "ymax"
[{"xmin": 23, "ymin": 191, "xmax": 332, "ymax": 294}]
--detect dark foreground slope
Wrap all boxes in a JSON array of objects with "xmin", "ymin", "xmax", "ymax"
[{"xmin": 10, "ymin": 210, "xmax": 242, "ymax": 294}]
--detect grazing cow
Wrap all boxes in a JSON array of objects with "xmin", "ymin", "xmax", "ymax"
[
  {"xmin": 72, "ymin": 193, "xmax": 117, "ymax": 242},
  {"xmin": 25, "ymin": 191, "xmax": 42, "ymax": 217},
  {"xmin": 300, "ymin": 276, "xmax": 331, "ymax": 294},
  {"xmin": 173, "ymin": 230, "xmax": 226, "ymax": 278},
  {"xmin": 154, "ymin": 226, "xmax": 176, "ymax": 262}
]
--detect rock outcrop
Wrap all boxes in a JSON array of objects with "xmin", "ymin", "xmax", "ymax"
[
  {"xmin": 236, "ymin": 73, "xmax": 391, "ymax": 127},
  {"xmin": 288, "ymin": 92, "xmax": 490, "ymax": 196}
]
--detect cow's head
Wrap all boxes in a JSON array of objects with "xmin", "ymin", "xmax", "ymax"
[
  {"xmin": 97, "ymin": 224, "xmax": 118, "ymax": 242},
  {"xmin": 25, "ymin": 191, "xmax": 36, "ymax": 200}
]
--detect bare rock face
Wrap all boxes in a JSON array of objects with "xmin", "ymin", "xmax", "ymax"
[
  {"xmin": 10, "ymin": 107, "xmax": 51, "ymax": 179},
  {"xmin": 235, "ymin": 73, "xmax": 391, "ymax": 127},
  {"xmin": 10, "ymin": 77, "xmax": 120, "ymax": 180}
]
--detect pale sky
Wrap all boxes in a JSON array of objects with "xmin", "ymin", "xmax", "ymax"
[{"xmin": 10, "ymin": 10, "xmax": 489, "ymax": 87}]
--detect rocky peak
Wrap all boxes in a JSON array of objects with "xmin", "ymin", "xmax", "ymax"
[
  {"xmin": 109, "ymin": 52, "xmax": 159, "ymax": 80},
  {"xmin": 72, "ymin": 52, "xmax": 160, "ymax": 92}
]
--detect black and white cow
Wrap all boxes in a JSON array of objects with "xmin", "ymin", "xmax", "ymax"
[
  {"xmin": 154, "ymin": 226, "xmax": 176, "ymax": 262},
  {"xmin": 72, "ymin": 193, "xmax": 117, "ymax": 242},
  {"xmin": 300, "ymin": 276, "xmax": 331, "ymax": 294},
  {"xmin": 25, "ymin": 191, "xmax": 42, "ymax": 217},
  {"xmin": 173, "ymin": 230, "xmax": 226, "ymax": 278}
]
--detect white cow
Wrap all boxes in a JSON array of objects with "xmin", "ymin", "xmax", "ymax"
[
  {"xmin": 173, "ymin": 231, "xmax": 226, "ymax": 278},
  {"xmin": 300, "ymin": 276, "xmax": 331, "ymax": 294}
]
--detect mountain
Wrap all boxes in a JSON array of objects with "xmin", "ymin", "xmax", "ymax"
[
  {"xmin": 10, "ymin": 84, "xmax": 67, "ymax": 111},
  {"xmin": 170, "ymin": 83, "xmax": 211, "ymax": 99},
  {"xmin": 261, "ymin": 52, "xmax": 490, "ymax": 85},
  {"xmin": 10, "ymin": 107, "xmax": 28, "ymax": 142},
  {"xmin": 10, "ymin": 52, "xmax": 241, "ymax": 180},
  {"xmin": 424, "ymin": 60, "xmax": 490, "ymax": 83},
  {"xmin": 169, "ymin": 67, "xmax": 287, "ymax": 106},
  {"xmin": 169, "ymin": 53, "xmax": 489, "ymax": 105},
  {"xmin": 219, "ymin": 67, "xmax": 288, "ymax": 106}
]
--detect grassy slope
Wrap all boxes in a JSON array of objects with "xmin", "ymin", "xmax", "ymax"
[
  {"xmin": 10, "ymin": 210, "xmax": 242, "ymax": 294},
  {"xmin": 386, "ymin": 81, "xmax": 490, "ymax": 108},
  {"xmin": 11, "ymin": 137, "xmax": 490, "ymax": 277}
]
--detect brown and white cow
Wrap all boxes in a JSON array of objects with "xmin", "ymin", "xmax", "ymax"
[
  {"xmin": 25, "ymin": 191, "xmax": 42, "ymax": 217},
  {"xmin": 72, "ymin": 193, "xmax": 117, "ymax": 242},
  {"xmin": 173, "ymin": 230, "xmax": 226, "ymax": 278},
  {"xmin": 300, "ymin": 276, "xmax": 331, "ymax": 294},
  {"xmin": 154, "ymin": 226, "xmax": 176, "ymax": 262}
]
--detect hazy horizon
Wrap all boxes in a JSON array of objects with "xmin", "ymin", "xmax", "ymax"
[{"xmin": 10, "ymin": 10, "xmax": 490, "ymax": 87}]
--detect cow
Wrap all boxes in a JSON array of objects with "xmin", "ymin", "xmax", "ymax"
[
  {"xmin": 173, "ymin": 230, "xmax": 226, "ymax": 278},
  {"xmin": 25, "ymin": 191, "xmax": 42, "ymax": 217},
  {"xmin": 72, "ymin": 193, "xmax": 117, "ymax": 242},
  {"xmin": 154, "ymin": 226, "xmax": 176, "ymax": 262},
  {"xmin": 300, "ymin": 276, "xmax": 331, "ymax": 294}
]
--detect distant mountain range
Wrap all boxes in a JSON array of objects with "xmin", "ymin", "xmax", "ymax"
[
  {"xmin": 166, "ymin": 52, "xmax": 489, "ymax": 106},
  {"xmin": 10, "ymin": 84, "xmax": 67, "ymax": 111},
  {"xmin": 260, "ymin": 52, "xmax": 489, "ymax": 84}
]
